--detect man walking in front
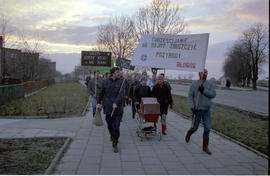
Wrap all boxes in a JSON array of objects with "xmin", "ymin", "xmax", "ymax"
[
  {"xmin": 185, "ymin": 69, "xmax": 216, "ymax": 155},
  {"xmin": 97, "ymin": 67, "xmax": 125, "ymax": 153}
]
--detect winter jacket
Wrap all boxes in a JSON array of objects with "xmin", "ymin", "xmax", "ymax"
[
  {"xmin": 188, "ymin": 80, "xmax": 216, "ymax": 110},
  {"xmin": 134, "ymin": 84, "xmax": 152, "ymax": 103},
  {"xmin": 129, "ymin": 81, "xmax": 141, "ymax": 99},
  {"xmin": 97, "ymin": 77, "xmax": 125, "ymax": 115}
]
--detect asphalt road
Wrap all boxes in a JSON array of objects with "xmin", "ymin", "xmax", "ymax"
[{"xmin": 171, "ymin": 84, "xmax": 269, "ymax": 116}]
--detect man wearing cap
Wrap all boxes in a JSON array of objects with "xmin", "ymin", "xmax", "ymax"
[
  {"xmin": 185, "ymin": 69, "xmax": 216, "ymax": 155},
  {"xmin": 152, "ymin": 74, "xmax": 173, "ymax": 135}
]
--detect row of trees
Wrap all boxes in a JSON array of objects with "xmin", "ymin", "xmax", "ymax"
[
  {"xmin": 96, "ymin": 0, "xmax": 187, "ymax": 74},
  {"xmin": 223, "ymin": 23, "xmax": 268, "ymax": 90}
]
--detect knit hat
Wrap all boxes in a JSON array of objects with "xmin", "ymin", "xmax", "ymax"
[{"xmin": 157, "ymin": 74, "xmax": 164, "ymax": 80}]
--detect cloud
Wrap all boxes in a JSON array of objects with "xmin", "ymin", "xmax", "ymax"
[
  {"xmin": 230, "ymin": 0, "xmax": 269, "ymax": 24},
  {"xmin": 186, "ymin": 14, "xmax": 242, "ymax": 34},
  {"xmin": 84, "ymin": 16, "xmax": 111, "ymax": 22},
  {"xmin": 0, "ymin": 0, "xmax": 112, "ymax": 30},
  {"xmin": 37, "ymin": 25, "xmax": 99, "ymax": 46},
  {"xmin": 185, "ymin": 0, "xmax": 268, "ymax": 41}
]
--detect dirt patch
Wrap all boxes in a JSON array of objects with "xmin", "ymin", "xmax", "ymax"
[{"xmin": 0, "ymin": 138, "xmax": 66, "ymax": 175}]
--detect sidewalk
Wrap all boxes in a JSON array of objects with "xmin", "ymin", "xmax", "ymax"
[{"xmin": 0, "ymin": 106, "xmax": 268, "ymax": 175}]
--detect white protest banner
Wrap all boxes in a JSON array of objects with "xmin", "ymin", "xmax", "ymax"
[{"xmin": 131, "ymin": 33, "xmax": 209, "ymax": 72}]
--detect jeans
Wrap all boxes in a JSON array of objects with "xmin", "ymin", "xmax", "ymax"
[
  {"xmin": 91, "ymin": 96, "xmax": 97, "ymax": 116},
  {"xmin": 188, "ymin": 109, "xmax": 211, "ymax": 140},
  {"xmin": 106, "ymin": 114, "xmax": 121, "ymax": 140}
]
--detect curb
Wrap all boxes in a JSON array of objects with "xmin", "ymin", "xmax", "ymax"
[
  {"xmin": 169, "ymin": 109, "xmax": 269, "ymax": 160},
  {"xmin": 44, "ymin": 137, "xmax": 72, "ymax": 175},
  {"xmin": 24, "ymin": 87, "xmax": 47, "ymax": 98},
  {"xmin": 81, "ymin": 96, "xmax": 91, "ymax": 116},
  {"xmin": 0, "ymin": 116, "xmax": 49, "ymax": 119},
  {"xmin": 0, "ymin": 114, "xmax": 82, "ymax": 119}
]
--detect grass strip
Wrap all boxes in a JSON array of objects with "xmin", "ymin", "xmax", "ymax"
[
  {"xmin": 172, "ymin": 94, "xmax": 269, "ymax": 155},
  {"xmin": 0, "ymin": 138, "xmax": 66, "ymax": 175},
  {"xmin": 0, "ymin": 83, "xmax": 89, "ymax": 117}
]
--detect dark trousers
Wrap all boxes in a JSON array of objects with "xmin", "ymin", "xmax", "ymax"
[
  {"xmin": 188, "ymin": 109, "xmax": 211, "ymax": 140},
  {"xmin": 105, "ymin": 114, "xmax": 121, "ymax": 140},
  {"xmin": 131, "ymin": 99, "xmax": 136, "ymax": 116}
]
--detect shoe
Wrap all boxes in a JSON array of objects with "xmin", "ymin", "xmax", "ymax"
[
  {"xmin": 203, "ymin": 139, "xmax": 212, "ymax": 155},
  {"xmin": 162, "ymin": 125, "xmax": 167, "ymax": 135},
  {"xmin": 185, "ymin": 131, "xmax": 192, "ymax": 143},
  {"xmin": 113, "ymin": 142, "xmax": 118, "ymax": 153}
]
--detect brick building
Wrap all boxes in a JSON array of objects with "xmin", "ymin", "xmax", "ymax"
[{"xmin": 0, "ymin": 36, "xmax": 56, "ymax": 82}]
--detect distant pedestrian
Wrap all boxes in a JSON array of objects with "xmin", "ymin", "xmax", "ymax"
[
  {"xmin": 88, "ymin": 70, "xmax": 102, "ymax": 117},
  {"xmin": 97, "ymin": 67, "xmax": 125, "ymax": 153},
  {"xmin": 125, "ymin": 74, "xmax": 132, "ymax": 106},
  {"xmin": 185, "ymin": 68, "xmax": 216, "ymax": 155},
  {"xmin": 104, "ymin": 72, "xmax": 110, "ymax": 78},
  {"xmin": 152, "ymin": 74, "xmax": 173, "ymax": 135},
  {"xmin": 85, "ymin": 76, "xmax": 91, "ymax": 87},
  {"xmin": 148, "ymin": 74, "xmax": 157, "ymax": 91},
  {"xmin": 129, "ymin": 74, "xmax": 141, "ymax": 119}
]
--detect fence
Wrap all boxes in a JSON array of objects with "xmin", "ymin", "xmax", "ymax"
[
  {"xmin": 0, "ymin": 84, "xmax": 24, "ymax": 105},
  {"xmin": 0, "ymin": 80, "xmax": 54, "ymax": 106}
]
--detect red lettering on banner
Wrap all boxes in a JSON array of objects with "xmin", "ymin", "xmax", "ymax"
[{"xmin": 176, "ymin": 62, "xmax": 196, "ymax": 68}]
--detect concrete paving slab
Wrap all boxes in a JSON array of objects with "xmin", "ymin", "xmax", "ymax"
[{"xmin": 0, "ymin": 105, "xmax": 268, "ymax": 175}]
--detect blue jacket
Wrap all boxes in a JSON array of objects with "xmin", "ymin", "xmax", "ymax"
[
  {"xmin": 97, "ymin": 77, "xmax": 125, "ymax": 115},
  {"xmin": 188, "ymin": 80, "xmax": 216, "ymax": 110}
]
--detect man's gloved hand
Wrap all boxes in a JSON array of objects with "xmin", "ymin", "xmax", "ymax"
[
  {"xmin": 198, "ymin": 85, "xmax": 204, "ymax": 93},
  {"xmin": 191, "ymin": 108, "xmax": 198, "ymax": 114},
  {"xmin": 169, "ymin": 104, "xmax": 173, "ymax": 109}
]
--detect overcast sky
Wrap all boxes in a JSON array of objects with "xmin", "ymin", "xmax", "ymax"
[{"xmin": 1, "ymin": 0, "xmax": 269, "ymax": 79}]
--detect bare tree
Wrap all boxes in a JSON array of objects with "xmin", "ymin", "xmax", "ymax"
[
  {"xmin": 133, "ymin": 0, "xmax": 187, "ymax": 74},
  {"xmin": 18, "ymin": 33, "xmax": 45, "ymax": 81},
  {"xmin": 0, "ymin": 14, "xmax": 18, "ymax": 48},
  {"xmin": 134, "ymin": 0, "xmax": 187, "ymax": 37},
  {"xmin": 72, "ymin": 65, "xmax": 91, "ymax": 80},
  {"xmin": 97, "ymin": 16, "xmax": 136, "ymax": 60},
  {"xmin": 241, "ymin": 23, "xmax": 269, "ymax": 90},
  {"xmin": 223, "ymin": 41, "xmax": 251, "ymax": 86}
]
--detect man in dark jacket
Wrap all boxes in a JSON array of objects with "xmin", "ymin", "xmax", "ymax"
[
  {"xmin": 185, "ymin": 69, "xmax": 216, "ymax": 155},
  {"xmin": 129, "ymin": 74, "xmax": 141, "ymax": 118},
  {"xmin": 152, "ymin": 74, "xmax": 173, "ymax": 135},
  {"xmin": 97, "ymin": 67, "xmax": 125, "ymax": 153}
]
